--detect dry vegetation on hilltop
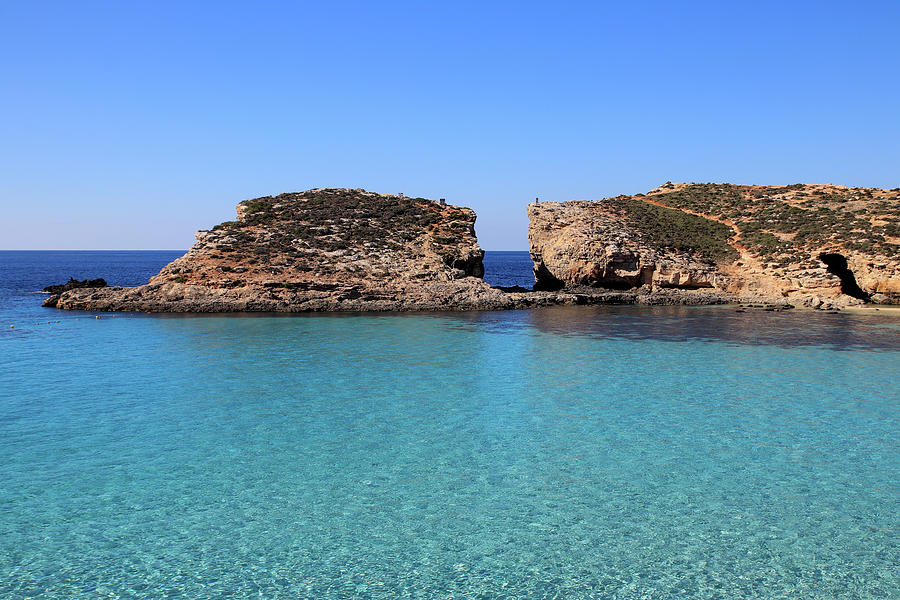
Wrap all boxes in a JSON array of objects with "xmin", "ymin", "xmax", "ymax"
[
  {"xmin": 529, "ymin": 182, "xmax": 900, "ymax": 305},
  {"xmin": 50, "ymin": 188, "xmax": 510, "ymax": 312},
  {"xmin": 644, "ymin": 182, "xmax": 900, "ymax": 270},
  {"xmin": 160, "ymin": 188, "xmax": 483, "ymax": 286},
  {"xmin": 216, "ymin": 189, "xmax": 467, "ymax": 254},
  {"xmin": 604, "ymin": 195, "xmax": 740, "ymax": 265}
]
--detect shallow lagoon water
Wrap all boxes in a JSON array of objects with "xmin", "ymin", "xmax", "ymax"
[{"xmin": 1, "ymin": 252, "xmax": 898, "ymax": 599}]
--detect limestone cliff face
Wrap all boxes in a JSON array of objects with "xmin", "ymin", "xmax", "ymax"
[
  {"xmin": 529, "ymin": 183, "xmax": 900, "ymax": 306},
  {"xmin": 529, "ymin": 200, "xmax": 729, "ymax": 292},
  {"xmin": 53, "ymin": 189, "xmax": 512, "ymax": 312},
  {"xmin": 47, "ymin": 183, "xmax": 900, "ymax": 313}
]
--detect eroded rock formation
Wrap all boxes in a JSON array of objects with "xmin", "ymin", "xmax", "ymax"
[
  {"xmin": 45, "ymin": 183, "xmax": 900, "ymax": 313},
  {"xmin": 529, "ymin": 199, "xmax": 731, "ymax": 292},
  {"xmin": 49, "ymin": 189, "xmax": 514, "ymax": 312},
  {"xmin": 42, "ymin": 278, "xmax": 108, "ymax": 307},
  {"xmin": 529, "ymin": 183, "xmax": 900, "ymax": 307}
]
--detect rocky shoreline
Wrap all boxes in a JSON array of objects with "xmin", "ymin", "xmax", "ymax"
[
  {"xmin": 45, "ymin": 279, "xmax": 795, "ymax": 314},
  {"xmin": 43, "ymin": 185, "xmax": 899, "ymax": 313},
  {"xmin": 44, "ymin": 284, "xmax": 796, "ymax": 313},
  {"xmin": 42, "ymin": 278, "xmax": 107, "ymax": 308}
]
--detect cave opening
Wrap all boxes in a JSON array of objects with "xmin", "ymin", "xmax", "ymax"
[
  {"xmin": 818, "ymin": 253, "xmax": 870, "ymax": 301},
  {"xmin": 532, "ymin": 261, "xmax": 564, "ymax": 291}
]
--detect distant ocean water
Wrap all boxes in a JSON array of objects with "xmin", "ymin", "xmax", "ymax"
[
  {"xmin": 1, "ymin": 251, "xmax": 898, "ymax": 599},
  {"xmin": 483, "ymin": 250, "xmax": 536, "ymax": 289}
]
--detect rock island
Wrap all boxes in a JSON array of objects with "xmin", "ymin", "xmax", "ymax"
[
  {"xmin": 529, "ymin": 183, "xmax": 900, "ymax": 308},
  {"xmin": 45, "ymin": 184, "xmax": 900, "ymax": 312}
]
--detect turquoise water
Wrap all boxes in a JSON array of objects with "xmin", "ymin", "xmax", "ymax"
[{"xmin": 1, "ymin": 252, "xmax": 899, "ymax": 599}]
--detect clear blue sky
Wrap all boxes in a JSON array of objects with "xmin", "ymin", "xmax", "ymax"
[{"xmin": 2, "ymin": 1, "xmax": 898, "ymax": 250}]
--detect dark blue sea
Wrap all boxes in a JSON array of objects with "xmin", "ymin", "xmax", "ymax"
[
  {"xmin": 1, "ymin": 251, "xmax": 898, "ymax": 599},
  {"xmin": 484, "ymin": 250, "xmax": 537, "ymax": 289}
]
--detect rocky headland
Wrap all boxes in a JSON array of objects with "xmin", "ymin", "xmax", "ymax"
[
  {"xmin": 530, "ymin": 183, "xmax": 900, "ymax": 309},
  {"xmin": 48, "ymin": 189, "xmax": 522, "ymax": 312},
  {"xmin": 46, "ymin": 184, "xmax": 900, "ymax": 313}
]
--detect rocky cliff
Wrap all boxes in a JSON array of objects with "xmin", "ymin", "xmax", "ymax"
[
  {"xmin": 50, "ymin": 189, "xmax": 514, "ymax": 312},
  {"xmin": 530, "ymin": 183, "xmax": 900, "ymax": 307},
  {"xmin": 47, "ymin": 183, "xmax": 900, "ymax": 313}
]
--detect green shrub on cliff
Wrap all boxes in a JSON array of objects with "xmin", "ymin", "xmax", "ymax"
[
  {"xmin": 203, "ymin": 189, "xmax": 475, "ymax": 267},
  {"xmin": 646, "ymin": 183, "xmax": 900, "ymax": 264},
  {"xmin": 606, "ymin": 196, "xmax": 739, "ymax": 265}
]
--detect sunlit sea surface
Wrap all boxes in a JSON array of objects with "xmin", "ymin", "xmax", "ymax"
[{"xmin": 1, "ymin": 251, "xmax": 898, "ymax": 599}]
